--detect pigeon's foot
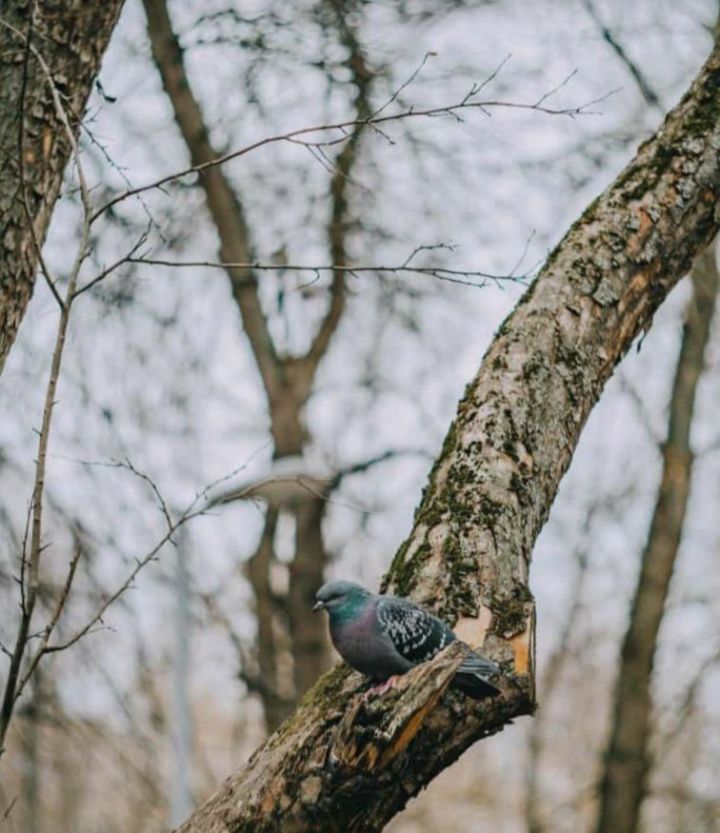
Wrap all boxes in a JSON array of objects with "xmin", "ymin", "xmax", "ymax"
[{"xmin": 364, "ymin": 675, "xmax": 401, "ymax": 699}]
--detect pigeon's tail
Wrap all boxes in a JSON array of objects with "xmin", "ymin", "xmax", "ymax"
[{"xmin": 453, "ymin": 651, "xmax": 501, "ymax": 699}]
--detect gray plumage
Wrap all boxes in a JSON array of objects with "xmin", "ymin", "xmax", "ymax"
[{"xmin": 313, "ymin": 580, "xmax": 500, "ymax": 699}]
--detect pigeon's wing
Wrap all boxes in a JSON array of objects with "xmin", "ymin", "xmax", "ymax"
[{"xmin": 377, "ymin": 596, "xmax": 455, "ymax": 665}]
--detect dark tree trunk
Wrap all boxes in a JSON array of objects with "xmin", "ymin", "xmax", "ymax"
[
  {"xmin": 173, "ymin": 37, "xmax": 720, "ymax": 833},
  {"xmin": 289, "ymin": 498, "xmax": 332, "ymax": 698},
  {"xmin": 244, "ymin": 507, "xmax": 292, "ymax": 733},
  {"xmin": 595, "ymin": 245, "xmax": 719, "ymax": 833},
  {"xmin": 0, "ymin": 0, "xmax": 124, "ymax": 375}
]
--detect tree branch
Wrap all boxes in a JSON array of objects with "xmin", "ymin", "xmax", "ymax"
[
  {"xmin": 304, "ymin": 1, "xmax": 373, "ymax": 371},
  {"xmin": 174, "ymin": 32, "xmax": 720, "ymax": 833},
  {"xmin": 123, "ymin": 255, "xmax": 529, "ymax": 289},
  {"xmin": 142, "ymin": 0, "xmax": 281, "ymax": 400},
  {"xmin": 580, "ymin": 0, "xmax": 662, "ymax": 109},
  {"xmin": 0, "ymin": 44, "xmax": 94, "ymax": 753},
  {"xmin": 92, "ymin": 77, "xmax": 612, "ymax": 223}
]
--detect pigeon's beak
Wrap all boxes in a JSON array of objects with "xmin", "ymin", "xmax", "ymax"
[{"xmin": 312, "ymin": 600, "xmax": 325, "ymax": 612}]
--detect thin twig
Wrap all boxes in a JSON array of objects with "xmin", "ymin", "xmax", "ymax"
[
  {"xmin": 13, "ymin": 547, "xmax": 83, "ymax": 701},
  {"xmin": 120, "ymin": 255, "xmax": 533, "ymax": 291},
  {"xmin": 41, "ymin": 497, "xmax": 211, "ymax": 657},
  {"xmin": 0, "ymin": 30, "xmax": 95, "ymax": 754},
  {"xmin": 580, "ymin": 0, "xmax": 661, "ymax": 109},
  {"xmin": 72, "ymin": 225, "xmax": 151, "ymax": 299},
  {"xmin": 91, "ymin": 87, "xmax": 614, "ymax": 223}
]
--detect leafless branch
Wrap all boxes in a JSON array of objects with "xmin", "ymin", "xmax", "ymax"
[
  {"xmin": 580, "ymin": 0, "xmax": 661, "ymax": 109},
  {"xmin": 465, "ymin": 53, "xmax": 513, "ymax": 101},
  {"xmin": 91, "ymin": 83, "xmax": 613, "ymax": 224},
  {"xmin": 12, "ymin": 546, "xmax": 83, "ymax": 702},
  {"xmin": 659, "ymin": 644, "xmax": 720, "ymax": 753},
  {"xmin": 25, "ymin": 451, "xmax": 274, "ymax": 666},
  {"xmin": 329, "ymin": 448, "xmax": 430, "ymax": 489},
  {"xmin": 40, "ymin": 511, "xmax": 199, "ymax": 657},
  {"xmin": 72, "ymin": 225, "xmax": 151, "ymax": 299},
  {"xmin": 121, "ymin": 255, "xmax": 532, "ymax": 290},
  {"xmin": 0, "ymin": 29, "xmax": 93, "ymax": 754},
  {"xmin": 370, "ymin": 51, "xmax": 436, "ymax": 119}
]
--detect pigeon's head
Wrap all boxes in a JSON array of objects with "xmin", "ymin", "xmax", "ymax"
[{"xmin": 313, "ymin": 580, "xmax": 368, "ymax": 614}]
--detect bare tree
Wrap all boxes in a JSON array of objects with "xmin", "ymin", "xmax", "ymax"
[
  {"xmin": 594, "ymin": 244, "xmax": 719, "ymax": 833},
  {"xmin": 0, "ymin": 1, "xmax": 633, "ymax": 817},
  {"xmin": 0, "ymin": 52, "xmax": 224, "ymax": 749},
  {"xmin": 142, "ymin": 0, "xmax": 379, "ymax": 730},
  {"xmin": 135, "ymin": 0, "xmax": 581, "ymax": 736},
  {"xmin": 172, "ymin": 36, "xmax": 720, "ymax": 833},
  {"xmin": 3, "ymin": 4, "xmax": 719, "ymax": 830},
  {"xmin": 0, "ymin": 0, "xmax": 124, "ymax": 375}
]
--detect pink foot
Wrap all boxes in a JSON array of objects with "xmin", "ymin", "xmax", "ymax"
[{"xmin": 364, "ymin": 675, "xmax": 401, "ymax": 698}]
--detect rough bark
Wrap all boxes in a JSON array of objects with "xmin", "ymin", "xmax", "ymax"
[
  {"xmin": 0, "ymin": 0, "xmax": 124, "ymax": 375},
  {"xmin": 173, "ymin": 40, "xmax": 720, "ymax": 833},
  {"xmin": 595, "ymin": 244, "xmax": 719, "ymax": 833},
  {"xmin": 143, "ymin": 0, "xmax": 372, "ymax": 729}
]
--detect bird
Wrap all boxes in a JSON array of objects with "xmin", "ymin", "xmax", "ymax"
[{"xmin": 313, "ymin": 579, "xmax": 500, "ymax": 699}]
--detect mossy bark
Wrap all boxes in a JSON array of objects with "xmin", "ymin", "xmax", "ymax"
[
  {"xmin": 175, "ymin": 42, "xmax": 720, "ymax": 833},
  {"xmin": 0, "ymin": 0, "xmax": 125, "ymax": 375}
]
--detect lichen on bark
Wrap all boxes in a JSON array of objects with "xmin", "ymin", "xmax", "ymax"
[{"xmin": 175, "ymin": 40, "xmax": 720, "ymax": 833}]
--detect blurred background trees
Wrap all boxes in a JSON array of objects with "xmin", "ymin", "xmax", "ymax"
[{"xmin": 1, "ymin": 1, "xmax": 720, "ymax": 832}]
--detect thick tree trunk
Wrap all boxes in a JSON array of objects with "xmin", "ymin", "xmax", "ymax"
[
  {"xmin": 0, "ymin": 0, "xmax": 124, "ymax": 375},
  {"xmin": 595, "ymin": 244, "xmax": 719, "ymax": 833},
  {"xmin": 173, "ymin": 40, "xmax": 720, "ymax": 833}
]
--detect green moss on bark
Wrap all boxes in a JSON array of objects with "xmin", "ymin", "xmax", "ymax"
[
  {"xmin": 388, "ymin": 540, "xmax": 432, "ymax": 598},
  {"xmin": 491, "ymin": 584, "xmax": 535, "ymax": 638}
]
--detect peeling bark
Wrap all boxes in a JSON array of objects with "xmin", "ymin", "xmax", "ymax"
[
  {"xmin": 0, "ymin": 0, "xmax": 124, "ymax": 375},
  {"xmin": 595, "ymin": 244, "xmax": 719, "ymax": 833},
  {"xmin": 173, "ymin": 41, "xmax": 720, "ymax": 833}
]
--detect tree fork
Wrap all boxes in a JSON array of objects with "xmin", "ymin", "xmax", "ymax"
[{"xmin": 176, "ymin": 41, "xmax": 720, "ymax": 833}]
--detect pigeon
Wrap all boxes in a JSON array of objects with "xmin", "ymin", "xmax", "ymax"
[{"xmin": 313, "ymin": 579, "xmax": 500, "ymax": 698}]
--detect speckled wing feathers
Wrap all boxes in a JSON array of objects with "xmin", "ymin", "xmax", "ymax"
[{"xmin": 377, "ymin": 597, "xmax": 454, "ymax": 664}]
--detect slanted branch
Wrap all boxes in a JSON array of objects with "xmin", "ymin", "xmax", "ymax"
[
  {"xmin": 176, "ymin": 644, "xmax": 530, "ymax": 833},
  {"xmin": 332, "ymin": 641, "xmax": 505, "ymax": 773},
  {"xmin": 176, "ymin": 38, "xmax": 720, "ymax": 833}
]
